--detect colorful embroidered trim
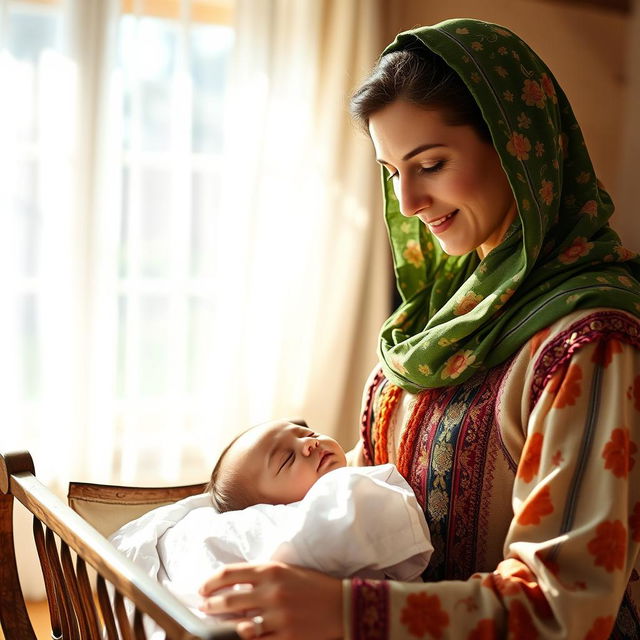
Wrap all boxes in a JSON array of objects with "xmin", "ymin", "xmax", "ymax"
[
  {"xmin": 373, "ymin": 384, "xmax": 402, "ymax": 465},
  {"xmin": 397, "ymin": 389, "xmax": 434, "ymax": 480},
  {"xmin": 360, "ymin": 369, "xmax": 385, "ymax": 465},
  {"xmin": 351, "ymin": 578, "xmax": 390, "ymax": 640},
  {"xmin": 530, "ymin": 311, "xmax": 640, "ymax": 411}
]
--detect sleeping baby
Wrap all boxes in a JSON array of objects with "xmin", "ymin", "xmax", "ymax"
[{"xmin": 110, "ymin": 418, "xmax": 432, "ymax": 634}]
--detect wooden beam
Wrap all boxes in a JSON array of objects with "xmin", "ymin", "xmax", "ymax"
[{"xmin": 535, "ymin": 0, "xmax": 631, "ymax": 14}]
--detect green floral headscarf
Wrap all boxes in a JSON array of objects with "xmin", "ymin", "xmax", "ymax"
[{"xmin": 377, "ymin": 18, "xmax": 640, "ymax": 393}]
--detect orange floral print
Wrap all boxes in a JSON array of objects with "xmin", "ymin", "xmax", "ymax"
[
  {"xmin": 508, "ymin": 600, "xmax": 538, "ymax": 640},
  {"xmin": 552, "ymin": 363, "xmax": 582, "ymax": 409},
  {"xmin": 521, "ymin": 79, "xmax": 545, "ymax": 108},
  {"xmin": 403, "ymin": 239, "xmax": 424, "ymax": 268},
  {"xmin": 629, "ymin": 502, "xmax": 640, "ymax": 542},
  {"xmin": 584, "ymin": 616, "xmax": 615, "ymax": 640},
  {"xmin": 442, "ymin": 350, "xmax": 476, "ymax": 380},
  {"xmin": 517, "ymin": 485, "xmax": 554, "ymax": 526},
  {"xmin": 576, "ymin": 171, "xmax": 591, "ymax": 184},
  {"xmin": 602, "ymin": 427, "xmax": 637, "ymax": 478},
  {"xmin": 587, "ymin": 520, "xmax": 627, "ymax": 572},
  {"xmin": 467, "ymin": 619, "xmax": 497, "ymax": 640},
  {"xmin": 551, "ymin": 450, "xmax": 564, "ymax": 467},
  {"xmin": 454, "ymin": 291, "xmax": 483, "ymax": 316},
  {"xmin": 539, "ymin": 179, "xmax": 554, "ymax": 206},
  {"xmin": 539, "ymin": 73, "xmax": 557, "ymax": 103},
  {"xmin": 534, "ymin": 141, "xmax": 544, "ymax": 157},
  {"xmin": 580, "ymin": 200, "xmax": 597, "ymax": 217},
  {"xmin": 591, "ymin": 338, "xmax": 622, "ymax": 367},
  {"xmin": 517, "ymin": 112, "xmax": 531, "ymax": 128},
  {"xmin": 485, "ymin": 558, "xmax": 552, "ymax": 619},
  {"xmin": 518, "ymin": 432, "xmax": 543, "ymax": 483},
  {"xmin": 558, "ymin": 237, "xmax": 594, "ymax": 264},
  {"xmin": 529, "ymin": 327, "xmax": 551, "ymax": 358},
  {"xmin": 506, "ymin": 132, "xmax": 531, "ymax": 160},
  {"xmin": 400, "ymin": 592, "xmax": 449, "ymax": 638},
  {"xmin": 615, "ymin": 245, "xmax": 636, "ymax": 261}
]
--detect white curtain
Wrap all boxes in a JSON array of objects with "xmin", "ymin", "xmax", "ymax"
[{"xmin": 1, "ymin": 0, "xmax": 390, "ymax": 598}]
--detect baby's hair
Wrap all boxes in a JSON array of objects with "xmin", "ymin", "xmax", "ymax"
[
  {"xmin": 206, "ymin": 428, "xmax": 255, "ymax": 512},
  {"xmin": 207, "ymin": 418, "xmax": 309, "ymax": 512}
]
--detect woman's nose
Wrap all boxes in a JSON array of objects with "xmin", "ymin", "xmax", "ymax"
[
  {"xmin": 396, "ymin": 176, "xmax": 432, "ymax": 218},
  {"xmin": 301, "ymin": 438, "xmax": 319, "ymax": 456}
]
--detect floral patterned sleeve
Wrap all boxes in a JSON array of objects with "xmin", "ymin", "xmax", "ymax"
[{"xmin": 345, "ymin": 332, "xmax": 640, "ymax": 639}]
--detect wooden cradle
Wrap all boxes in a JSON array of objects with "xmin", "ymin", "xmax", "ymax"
[{"xmin": 0, "ymin": 451, "xmax": 239, "ymax": 640}]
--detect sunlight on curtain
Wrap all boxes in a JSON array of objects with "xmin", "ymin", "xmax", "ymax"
[
  {"xmin": 0, "ymin": 0, "xmax": 80, "ymax": 486},
  {"xmin": 91, "ymin": 1, "xmax": 236, "ymax": 485},
  {"xmin": 2, "ymin": 0, "xmax": 389, "ymax": 599}
]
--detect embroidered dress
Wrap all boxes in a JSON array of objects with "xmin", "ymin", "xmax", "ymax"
[
  {"xmin": 345, "ymin": 16, "xmax": 640, "ymax": 640},
  {"xmin": 346, "ymin": 309, "xmax": 640, "ymax": 638}
]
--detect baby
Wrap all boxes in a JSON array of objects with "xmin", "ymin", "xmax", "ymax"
[{"xmin": 206, "ymin": 418, "xmax": 348, "ymax": 511}]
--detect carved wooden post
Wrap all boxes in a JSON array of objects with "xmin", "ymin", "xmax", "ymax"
[{"xmin": 0, "ymin": 451, "xmax": 38, "ymax": 640}]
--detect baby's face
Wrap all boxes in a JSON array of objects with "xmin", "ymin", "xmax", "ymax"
[{"xmin": 225, "ymin": 420, "xmax": 347, "ymax": 505}]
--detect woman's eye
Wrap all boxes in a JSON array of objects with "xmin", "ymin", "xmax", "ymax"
[
  {"xmin": 385, "ymin": 169, "xmax": 398, "ymax": 182},
  {"xmin": 419, "ymin": 161, "xmax": 445, "ymax": 175}
]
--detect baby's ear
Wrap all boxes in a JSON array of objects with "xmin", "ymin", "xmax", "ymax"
[{"xmin": 288, "ymin": 417, "xmax": 308, "ymax": 427}]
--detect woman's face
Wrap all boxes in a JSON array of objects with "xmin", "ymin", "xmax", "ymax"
[{"xmin": 368, "ymin": 99, "xmax": 517, "ymax": 259}]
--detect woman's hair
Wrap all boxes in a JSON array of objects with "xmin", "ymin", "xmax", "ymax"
[
  {"xmin": 206, "ymin": 430, "xmax": 256, "ymax": 512},
  {"xmin": 350, "ymin": 46, "xmax": 491, "ymax": 142}
]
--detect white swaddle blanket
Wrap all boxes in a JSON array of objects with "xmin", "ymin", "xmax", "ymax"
[{"xmin": 110, "ymin": 464, "xmax": 432, "ymax": 633}]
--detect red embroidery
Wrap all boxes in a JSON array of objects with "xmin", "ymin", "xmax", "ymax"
[
  {"xmin": 360, "ymin": 369, "xmax": 386, "ymax": 465},
  {"xmin": 374, "ymin": 384, "xmax": 402, "ymax": 465},
  {"xmin": 530, "ymin": 312, "xmax": 640, "ymax": 412},
  {"xmin": 351, "ymin": 578, "xmax": 389, "ymax": 640}
]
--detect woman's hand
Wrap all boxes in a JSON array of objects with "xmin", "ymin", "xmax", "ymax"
[{"xmin": 198, "ymin": 561, "xmax": 343, "ymax": 639}]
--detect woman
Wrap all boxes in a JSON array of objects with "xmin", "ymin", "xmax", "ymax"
[{"xmin": 198, "ymin": 19, "xmax": 640, "ymax": 639}]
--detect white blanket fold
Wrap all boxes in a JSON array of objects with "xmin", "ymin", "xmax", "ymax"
[{"xmin": 110, "ymin": 464, "xmax": 432, "ymax": 618}]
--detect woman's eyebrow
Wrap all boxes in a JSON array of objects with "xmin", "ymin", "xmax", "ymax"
[{"xmin": 376, "ymin": 142, "xmax": 446, "ymax": 165}]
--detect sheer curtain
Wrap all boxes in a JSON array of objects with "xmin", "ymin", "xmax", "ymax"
[{"xmin": 1, "ymin": 0, "xmax": 389, "ymax": 597}]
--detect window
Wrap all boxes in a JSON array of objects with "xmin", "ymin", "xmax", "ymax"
[{"xmin": 1, "ymin": 0, "xmax": 235, "ymax": 483}]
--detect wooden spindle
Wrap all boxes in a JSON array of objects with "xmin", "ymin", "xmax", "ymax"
[
  {"xmin": 76, "ymin": 556, "xmax": 102, "ymax": 638},
  {"xmin": 96, "ymin": 576, "xmax": 119, "ymax": 640}
]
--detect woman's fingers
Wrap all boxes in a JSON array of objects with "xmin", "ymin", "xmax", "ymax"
[
  {"xmin": 198, "ymin": 562, "xmax": 343, "ymax": 639},
  {"xmin": 198, "ymin": 585, "xmax": 260, "ymax": 615},
  {"xmin": 199, "ymin": 563, "xmax": 260, "ymax": 596}
]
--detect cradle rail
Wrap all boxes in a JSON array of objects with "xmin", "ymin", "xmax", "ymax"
[{"xmin": 0, "ymin": 450, "xmax": 238, "ymax": 640}]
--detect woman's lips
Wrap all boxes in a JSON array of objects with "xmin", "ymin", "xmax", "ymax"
[{"xmin": 426, "ymin": 209, "xmax": 459, "ymax": 234}]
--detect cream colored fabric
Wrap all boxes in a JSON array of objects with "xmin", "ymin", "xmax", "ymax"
[
  {"xmin": 213, "ymin": 0, "xmax": 390, "ymax": 450},
  {"xmin": 348, "ymin": 308, "xmax": 640, "ymax": 638}
]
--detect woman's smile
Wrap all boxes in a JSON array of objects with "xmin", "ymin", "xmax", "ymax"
[{"xmin": 369, "ymin": 100, "xmax": 517, "ymax": 259}]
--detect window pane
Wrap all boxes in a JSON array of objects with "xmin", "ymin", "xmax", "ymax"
[
  {"xmin": 119, "ymin": 168, "xmax": 130, "ymax": 276},
  {"xmin": 119, "ymin": 15, "xmax": 178, "ymax": 152},
  {"xmin": 190, "ymin": 170, "xmax": 221, "ymax": 277},
  {"xmin": 139, "ymin": 167, "xmax": 173, "ymax": 277},
  {"xmin": 20, "ymin": 294, "xmax": 40, "ymax": 400},
  {"xmin": 117, "ymin": 295, "xmax": 127, "ymax": 397},
  {"xmin": 190, "ymin": 24, "xmax": 233, "ymax": 153},
  {"xmin": 187, "ymin": 296, "xmax": 216, "ymax": 395},
  {"xmin": 139, "ymin": 295, "xmax": 170, "ymax": 396},
  {"xmin": 13, "ymin": 160, "xmax": 40, "ymax": 276},
  {"xmin": 6, "ymin": 6, "xmax": 61, "ymax": 144}
]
